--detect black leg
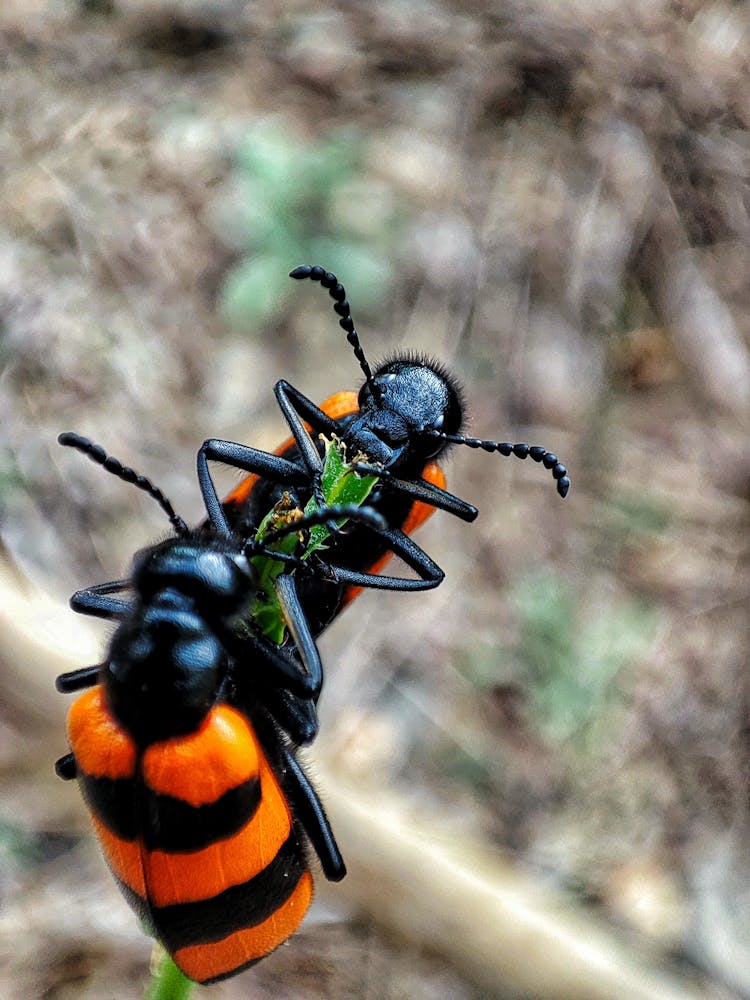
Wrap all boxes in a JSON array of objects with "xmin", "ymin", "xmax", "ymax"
[
  {"xmin": 224, "ymin": 626, "xmax": 320, "ymax": 700},
  {"xmin": 279, "ymin": 744, "xmax": 345, "ymax": 881},
  {"xmin": 55, "ymin": 753, "xmax": 77, "ymax": 780},
  {"xmin": 70, "ymin": 580, "xmax": 133, "ymax": 620},
  {"xmin": 389, "ymin": 475, "xmax": 477, "ymax": 522},
  {"xmin": 274, "ymin": 380, "xmax": 341, "ymax": 440},
  {"xmin": 273, "ymin": 381, "xmax": 327, "ymax": 479},
  {"xmin": 274, "ymin": 574, "xmax": 322, "ymax": 699},
  {"xmin": 56, "ymin": 663, "xmax": 105, "ymax": 693},
  {"xmin": 352, "ymin": 463, "xmax": 478, "ymax": 523},
  {"xmin": 317, "ymin": 526, "xmax": 444, "ymax": 592},
  {"xmin": 197, "ymin": 438, "xmax": 308, "ymax": 535},
  {"xmin": 252, "ymin": 687, "xmax": 319, "ymax": 747},
  {"xmin": 274, "ymin": 381, "xmax": 333, "ymax": 518}
]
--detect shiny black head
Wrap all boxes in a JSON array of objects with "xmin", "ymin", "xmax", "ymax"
[
  {"xmin": 289, "ymin": 267, "xmax": 465, "ymax": 472},
  {"xmin": 105, "ymin": 536, "xmax": 255, "ymax": 746},
  {"xmin": 289, "ymin": 266, "xmax": 570, "ymax": 498},
  {"xmin": 131, "ymin": 537, "xmax": 255, "ymax": 619},
  {"xmin": 347, "ymin": 355, "xmax": 464, "ymax": 470}
]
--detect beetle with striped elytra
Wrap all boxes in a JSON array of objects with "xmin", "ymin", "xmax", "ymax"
[
  {"xmin": 54, "ymin": 431, "xmax": 387, "ymax": 983},
  {"xmin": 200, "ymin": 264, "xmax": 570, "ymax": 636}
]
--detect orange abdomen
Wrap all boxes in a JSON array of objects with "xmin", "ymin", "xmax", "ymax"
[{"xmin": 67, "ymin": 689, "xmax": 312, "ymax": 984}]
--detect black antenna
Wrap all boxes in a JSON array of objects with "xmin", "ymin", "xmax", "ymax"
[
  {"xmin": 424, "ymin": 430, "xmax": 570, "ymax": 498},
  {"xmin": 58, "ymin": 432, "xmax": 189, "ymax": 534},
  {"xmin": 289, "ymin": 265, "xmax": 383, "ymax": 402}
]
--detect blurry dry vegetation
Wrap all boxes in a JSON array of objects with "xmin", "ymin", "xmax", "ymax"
[{"xmin": 2, "ymin": 0, "xmax": 750, "ymax": 997}]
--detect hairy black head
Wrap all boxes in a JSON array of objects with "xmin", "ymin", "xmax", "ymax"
[
  {"xmin": 345, "ymin": 353, "xmax": 464, "ymax": 472},
  {"xmin": 288, "ymin": 265, "xmax": 568, "ymax": 497}
]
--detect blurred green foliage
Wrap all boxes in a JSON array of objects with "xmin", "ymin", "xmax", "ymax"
[
  {"xmin": 0, "ymin": 451, "xmax": 24, "ymax": 510},
  {"xmin": 456, "ymin": 564, "xmax": 659, "ymax": 759},
  {"xmin": 220, "ymin": 121, "xmax": 399, "ymax": 328},
  {"xmin": 0, "ymin": 820, "xmax": 76, "ymax": 868},
  {"xmin": 603, "ymin": 493, "xmax": 671, "ymax": 541},
  {"xmin": 488, "ymin": 493, "xmax": 669, "ymax": 747},
  {"xmin": 511, "ymin": 571, "xmax": 658, "ymax": 744}
]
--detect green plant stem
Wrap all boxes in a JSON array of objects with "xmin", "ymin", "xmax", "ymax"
[{"xmin": 145, "ymin": 949, "xmax": 196, "ymax": 1000}]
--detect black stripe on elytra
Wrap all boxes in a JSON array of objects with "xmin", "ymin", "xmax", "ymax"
[
  {"xmin": 153, "ymin": 829, "xmax": 306, "ymax": 952},
  {"xmin": 141, "ymin": 776, "xmax": 261, "ymax": 852},
  {"xmin": 80, "ymin": 773, "xmax": 138, "ymax": 840},
  {"xmin": 80, "ymin": 772, "xmax": 262, "ymax": 852}
]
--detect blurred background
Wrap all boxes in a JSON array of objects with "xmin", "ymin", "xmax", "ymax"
[{"xmin": 2, "ymin": 1, "xmax": 750, "ymax": 997}]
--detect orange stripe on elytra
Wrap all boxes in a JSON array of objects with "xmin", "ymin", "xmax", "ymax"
[
  {"xmin": 143, "ymin": 753, "xmax": 292, "ymax": 907},
  {"xmin": 142, "ymin": 705, "xmax": 259, "ymax": 807},
  {"xmin": 342, "ymin": 460, "xmax": 446, "ymax": 607},
  {"xmin": 67, "ymin": 687, "xmax": 136, "ymax": 780},
  {"xmin": 173, "ymin": 871, "xmax": 314, "ymax": 983},
  {"xmin": 316, "ymin": 390, "xmax": 359, "ymax": 422},
  {"xmin": 91, "ymin": 814, "xmax": 147, "ymax": 898},
  {"xmin": 401, "ymin": 461, "xmax": 446, "ymax": 534},
  {"xmin": 223, "ymin": 391, "xmax": 359, "ymax": 508}
]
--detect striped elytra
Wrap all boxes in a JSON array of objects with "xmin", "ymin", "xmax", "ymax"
[
  {"xmin": 55, "ymin": 438, "xmax": 359, "ymax": 984},
  {"xmin": 68, "ymin": 689, "xmax": 313, "ymax": 983}
]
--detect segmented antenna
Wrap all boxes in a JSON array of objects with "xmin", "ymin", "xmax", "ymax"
[
  {"xmin": 424, "ymin": 430, "xmax": 570, "ymax": 498},
  {"xmin": 289, "ymin": 265, "xmax": 383, "ymax": 402},
  {"xmin": 58, "ymin": 432, "xmax": 189, "ymax": 534}
]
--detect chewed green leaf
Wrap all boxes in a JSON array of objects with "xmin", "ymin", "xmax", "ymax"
[
  {"xmin": 246, "ymin": 439, "xmax": 379, "ymax": 643},
  {"xmin": 305, "ymin": 437, "xmax": 378, "ymax": 554},
  {"xmin": 249, "ymin": 500, "xmax": 304, "ymax": 644}
]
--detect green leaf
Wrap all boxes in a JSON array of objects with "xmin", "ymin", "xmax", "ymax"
[
  {"xmin": 249, "ymin": 499, "xmax": 304, "ymax": 645},
  {"xmin": 248, "ymin": 439, "xmax": 378, "ymax": 642},
  {"xmin": 303, "ymin": 437, "xmax": 377, "ymax": 554}
]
